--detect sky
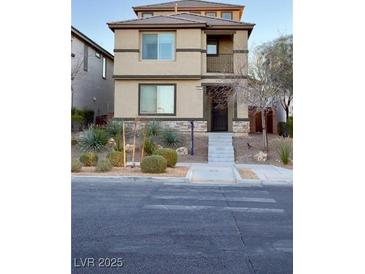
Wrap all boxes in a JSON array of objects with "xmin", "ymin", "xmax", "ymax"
[{"xmin": 72, "ymin": 0, "xmax": 292, "ymax": 54}]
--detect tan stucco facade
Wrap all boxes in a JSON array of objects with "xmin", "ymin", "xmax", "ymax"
[
  {"xmin": 114, "ymin": 80, "xmax": 203, "ymax": 119},
  {"xmin": 112, "ymin": 27, "xmax": 250, "ymax": 133}
]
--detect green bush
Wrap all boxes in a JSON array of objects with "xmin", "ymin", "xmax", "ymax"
[
  {"xmin": 71, "ymin": 159, "xmax": 82, "ymax": 172},
  {"xmin": 79, "ymin": 152, "xmax": 98, "ymax": 166},
  {"xmin": 274, "ymin": 138, "xmax": 292, "ymax": 165},
  {"xmin": 140, "ymin": 155, "xmax": 167, "ymax": 173},
  {"xmin": 107, "ymin": 151, "xmax": 124, "ymax": 167},
  {"xmin": 81, "ymin": 110, "xmax": 95, "ymax": 125},
  {"xmin": 147, "ymin": 121, "xmax": 161, "ymax": 137},
  {"xmin": 161, "ymin": 130, "xmax": 181, "ymax": 148},
  {"xmin": 95, "ymin": 159, "xmax": 113, "ymax": 172},
  {"xmin": 144, "ymin": 138, "xmax": 157, "ymax": 155},
  {"xmin": 78, "ymin": 127, "xmax": 108, "ymax": 152},
  {"xmin": 287, "ymin": 116, "xmax": 293, "ymax": 138},
  {"xmin": 277, "ymin": 122, "xmax": 288, "ymax": 137},
  {"xmin": 71, "ymin": 114, "xmax": 83, "ymax": 123},
  {"xmin": 154, "ymin": 148, "xmax": 178, "ymax": 167}
]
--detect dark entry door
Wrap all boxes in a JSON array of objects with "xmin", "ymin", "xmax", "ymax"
[{"xmin": 211, "ymin": 102, "xmax": 228, "ymax": 131}]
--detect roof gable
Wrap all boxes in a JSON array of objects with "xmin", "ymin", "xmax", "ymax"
[{"xmin": 133, "ymin": 0, "xmax": 244, "ymax": 10}]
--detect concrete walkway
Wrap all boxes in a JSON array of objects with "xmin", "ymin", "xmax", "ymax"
[
  {"xmin": 235, "ymin": 164, "xmax": 293, "ymax": 184},
  {"xmin": 181, "ymin": 163, "xmax": 293, "ymax": 185}
]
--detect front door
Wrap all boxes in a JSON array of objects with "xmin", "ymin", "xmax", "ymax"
[{"xmin": 211, "ymin": 102, "xmax": 228, "ymax": 131}]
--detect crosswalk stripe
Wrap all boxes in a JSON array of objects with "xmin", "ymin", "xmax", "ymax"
[
  {"xmin": 143, "ymin": 204, "xmax": 285, "ymax": 213},
  {"xmin": 151, "ymin": 195, "xmax": 276, "ymax": 203}
]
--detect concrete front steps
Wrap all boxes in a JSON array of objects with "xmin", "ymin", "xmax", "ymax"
[{"xmin": 208, "ymin": 133, "xmax": 235, "ymax": 163}]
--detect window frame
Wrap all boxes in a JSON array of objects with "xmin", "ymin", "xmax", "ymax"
[
  {"xmin": 207, "ymin": 39, "xmax": 219, "ymax": 56},
  {"xmin": 221, "ymin": 11, "xmax": 233, "ymax": 20},
  {"xmin": 142, "ymin": 12, "xmax": 153, "ymax": 18},
  {"xmin": 138, "ymin": 84, "xmax": 177, "ymax": 116},
  {"xmin": 102, "ymin": 57, "xmax": 106, "ymax": 79},
  {"xmin": 141, "ymin": 32, "xmax": 176, "ymax": 61},
  {"xmin": 205, "ymin": 11, "xmax": 217, "ymax": 17}
]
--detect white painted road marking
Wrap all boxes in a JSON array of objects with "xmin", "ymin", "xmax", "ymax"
[
  {"xmin": 151, "ymin": 195, "xmax": 276, "ymax": 203},
  {"xmin": 144, "ymin": 204, "xmax": 284, "ymax": 213}
]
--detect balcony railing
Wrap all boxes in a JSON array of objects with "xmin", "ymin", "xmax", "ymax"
[{"xmin": 207, "ymin": 54, "xmax": 233, "ymax": 73}]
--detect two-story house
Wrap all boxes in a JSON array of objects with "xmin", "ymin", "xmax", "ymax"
[
  {"xmin": 107, "ymin": 0, "xmax": 255, "ymax": 135},
  {"xmin": 71, "ymin": 26, "xmax": 114, "ymax": 124}
]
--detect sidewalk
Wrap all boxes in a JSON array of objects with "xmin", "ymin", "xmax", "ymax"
[
  {"xmin": 235, "ymin": 164, "xmax": 293, "ymax": 184},
  {"xmin": 181, "ymin": 163, "xmax": 293, "ymax": 185}
]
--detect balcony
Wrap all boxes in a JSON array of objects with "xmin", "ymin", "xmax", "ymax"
[{"xmin": 207, "ymin": 54, "xmax": 233, "ymax": 73}]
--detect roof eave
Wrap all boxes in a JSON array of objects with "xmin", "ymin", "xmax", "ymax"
[{"xmin": 108, "ymin": 23, "xmax": 206, "ymax": 30}]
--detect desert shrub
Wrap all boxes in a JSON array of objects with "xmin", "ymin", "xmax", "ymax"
[
  {"xmin": 140, "ymin": 155, "xmax": 167, "ymax": 173},
  {"xmin": 107, "ymin": 151, "xmax": 124, "ymax": 167},
  {"xmin": 106, "ymin": 120, "xmax": 123, "ymax": 138},
  {"xmin": 154, "ymin": 148, "xmax": 178, "ymax": 167},
  {"xmin": 287, "ymin": 116, "xmax": 293, "ymax": 138},
  {"xmin": 71, "ymin": 114, "xmax": 83, "ymax": 123},
  {"xmin": 147, "ymin": 121, "xmax": 161, "ymax": 137},
  {"xmin": 71, "ymin": 159, "xmax": 82, "ymax": 172},
  {"xmin": 273, "ymin": 138, "xmax": 292, "ymax": 165},
  {"xmin": 95, "ymin": 159, "xmax": 112, "ymax": 172},
  {"xmin": 144, "ymin": 138, "xmax": 157, "ymax": 155},
  {"xmin": 161, "ymin": 130, "xmax": 181, "ymax": 148},
  {"xmin": 78, "ymin": 127, "xmax": 108, "ymax": 152},
  {"xmin": 277, "ymin": 122, "xmax": 288, "ymax": 137},
  {"xmin": 81, "ymin": 109, "xmax": 95, "ymax": 125},
  {"xmin": 79, "ymin": 152, "xmax": 98, "ymax": 166}
]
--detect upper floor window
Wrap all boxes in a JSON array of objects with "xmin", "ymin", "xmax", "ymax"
[
  {"xmin": 207, "ymin": 40, "xmax": 218, "ymax": 55},
  {"xmin": 205, "ymin": 12, "xmax": 216, "ymax": 17},
  {"xmin": 102, "ymin": 57, "xmax": 106, "ymax": 79},
  {"xmin": 221, "ymin": 12, "xmax": 233, "ymax": 20},
  {"xmin": 142, "ymin": 12, "xmax": 153, "ymax": 18},
  {"xmin": 142, "ymin": 32, "xmax": 175, "ymax": 61}
]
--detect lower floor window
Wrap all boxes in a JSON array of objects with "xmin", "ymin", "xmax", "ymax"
[{"xmin": 139, "ymin": 84, "xmax": 175, "ymax": 115}]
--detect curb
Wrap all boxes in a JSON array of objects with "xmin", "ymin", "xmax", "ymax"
[{"xmin": 71, "ymin": 175, "xmax": 189, "ymax": 183}]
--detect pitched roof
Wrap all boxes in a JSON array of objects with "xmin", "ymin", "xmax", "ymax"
[
  {"xmin": 133, "ymin": 0, "xmax": 244, "ymax": 10},
  {"xmin": 71, "ymin": 26, "xmax": 114, "ymax": 60},
  {"xmin": 108, "ymin": 14, "xmax": 205, "ymax": 26},
  {"xmin": 108, "ymin": 12, "xmax": 254, "ymax": 36},
  {"xmin": 172, "ymin": 12, "xmax": 254, "ymax": 26}
]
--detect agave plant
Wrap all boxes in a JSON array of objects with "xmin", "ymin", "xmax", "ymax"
[
  {"xmin": 106, "ymin": 120, "xmax": 123, "ymax": 138},
  {"xmin": 147, "ymin": 121, "xmax": 161, "ymax": 137},
  {"xmin": 161, "ymin": 130, "xmax": 181, "ymax": 148},
  {"xmin": 78, "ymin": 127, "xmax": 108, "ymax": 152}
]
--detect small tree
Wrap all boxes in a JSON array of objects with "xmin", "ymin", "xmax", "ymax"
[
  {"xmin": 262, "ymin": 35, "xmax": 293, "ymax": 122},
  {"xmin": 240, "ymin": 50, "xmax": 279, "ymax": 151}
]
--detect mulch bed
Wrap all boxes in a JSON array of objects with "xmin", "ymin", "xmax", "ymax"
[
  {"xmin": 72, "ymin": 166, "xmax": 189, "ymax": 177},
  {"xmin": 238, "ymin": 168, "xmax": 259, "ymax": 179},
  {"xmin": 233, "ymin": 133, "xmax": 293, "ymax": 169}
]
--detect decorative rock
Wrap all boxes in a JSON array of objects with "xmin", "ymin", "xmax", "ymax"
[
  {"xmin": 176, "ymin": 146, "xmax": 188, "ymax": 156},
  {"xmin": 254, "ymin": 151, "xmax": 267, "ymax": 162},
  {"xmin": 107, "ymin": 138, "xmax": 116, "ymax": 148},
  {"xmin": 156, "ymin": 144, "xmax": 163, "ymax": 150}
]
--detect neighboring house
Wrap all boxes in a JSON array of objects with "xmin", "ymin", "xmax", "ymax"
[
  {"xmin": 71, "ymin": 26, "xmax": 114, "ymax": 123},
  {"xmin": 107, "ymin": 0, "xmax": 255, "ymax": 135}
]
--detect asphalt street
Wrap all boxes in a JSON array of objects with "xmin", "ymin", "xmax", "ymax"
[{"xmin": 72, "ymin": 178, "xmax": 293, "ymax": 274}]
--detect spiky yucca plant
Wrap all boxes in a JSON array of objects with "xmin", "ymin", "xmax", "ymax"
[{"xmin": 78, "ymin": 127, "xmax": 108, "ymax": 152}]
